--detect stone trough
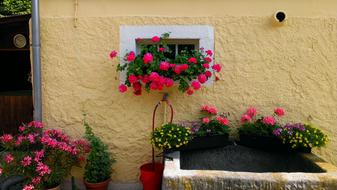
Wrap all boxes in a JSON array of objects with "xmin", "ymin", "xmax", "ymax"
[{"xmin": 162, "ymin": 145, "xmax": 337, "ymax": 190}]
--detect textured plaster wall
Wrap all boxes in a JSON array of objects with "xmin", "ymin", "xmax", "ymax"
[{"xmin": 40, "ymin": 0, "xmax": 337, "ymax": 183}]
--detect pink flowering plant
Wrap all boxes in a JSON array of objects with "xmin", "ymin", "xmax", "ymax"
[
  {"xmin": 238, "ymin": 107, "xmax": 285, "ymax": 137},
  {"xmin": 111, "ymin": 33, "xmax": 221, "ymax": 96},
  {"xmin": 189, "ymin": 105, "xmax": 230, "ymax": 137},
  {"xmin": 0, "ymin": 121, "xmax": 89, "ymax": 190}
]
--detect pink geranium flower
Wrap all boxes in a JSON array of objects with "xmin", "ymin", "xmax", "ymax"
[
  {"xmin": 136, "ymin": 38, "xmax": 142, "ymax": 43},
  {"xmin": 158, "ymin": 47, "xmax": 165, "ymax": 52},
  {"xmin": 198, "ymin": 74, "xmax": 207, "ymax": 84},
  {"xmin": 191, "ymin": 80, "xmax": 201, "ymax": 90},
  {"xmin": 204, "ymin": 57, "xmax": 212, "ymax": 63},
  {"xmin": 36, "ymin": 162, "xmax": 51, "ymax": 176},
  {"xmin": 274, "ymin": 108, "xmax": 285, "ymax": 117},
  {"xmin": 186, "ymin": 88, "xmax": 194, "ymax": 95},
  {"xmin": 159, "ymin": 61, "xmax": 170, "ymax": 71},
  {"xmin": 262, "ymin": 116, "xmax": 276, "ymax": 125},
  {"xmin": 246, "ymin": 107, "xmax": 257, "ymax": 117},
  {"xmin": 240, "ymin": 114, "xmax": 251, "ymax": 123},
  {"xmin": 216, "ymin": 116, "xmax": 229, "ymax": 125},
  {"xmin": 188, "ymin": 57, "xmax": 197, "ymax": 64},
  {"xmin": 206, "ymin": 50, "xmax": 213, "ymax": 56},
  {"xmin": 202, "ymin": 63, "xmax": 210, "ymax": 69},
  {"xmin": 149, "ymin": 72, "xmax": 160, "ymax": 81},
  {"xmin": 32, "ymin": 177, "xmax": 41, "ymax": 185},
  {"xmin": 109, "ymin": 50, "xmax": 117, "ymax": 59},
  {"xmin": 212, "ymin": 64, "xmax": 222, "ymax": 72},
  {"xmin": 165, "ymin": 78, "xmax": 174, "ymax": 87},
  {"xmin": 126, "ymin": 51, "xmax": 135, "ymax": 62},
  {"xmin": 202, "ymin": 117, "xmax": 210, "ymax": 124},
  {"xmin": 118, "ymin": 84, "xmax": 127, "ymax": 93},
  {"xmin": 19, "ymin": 125, "xmax": 25, "ymax": 132},
  {"xmin": 151, "ymin": 36, "xmax": 160, "ymax": 43},
  {"xmin": 205, "ymin": 71, "xmax": 212, "ymax": 77},
  {"xmin": 143, "ymin": 53, "xmax": 153, "ymax": 64},
  {"xmin": 0, "ymin": 167, "xmax": 3, "ymax": 175},
  {"xmin": 128, "ymin": 75, "xmax": 138, "ymax": 84}
]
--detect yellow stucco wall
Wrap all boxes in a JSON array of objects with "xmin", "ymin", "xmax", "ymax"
[{"xmin": 40, "ymin": 0, "xmax": 337, "ymax": 182}]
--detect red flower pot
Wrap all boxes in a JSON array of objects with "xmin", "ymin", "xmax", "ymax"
[
  {"xmin": 84, "ymin": 178, "xmax": 110, "ymax": 190},
  {"xmin": 140, "ymin": 162, "xmax": 164, "ymax": 190}
]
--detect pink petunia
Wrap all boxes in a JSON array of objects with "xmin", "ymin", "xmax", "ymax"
[
  {"xmin": 240, "ymin": 114, "xmax": 251, "ymax": 123},
  {"xmin": 262, "ymin": 116, "xmax": 276, "ymax": 126},
  {"xmin": 246, "ymin": 107, "xmax": 257, "ymax": 117},
  {"xmin": 159, "ymin": 61, "xmax": 170, "ymax": 71},
  {"xmin": 212, "ymin": 64, "xmax": 222, "ymax": 72},
  {"xmin": 191, "ymin": 80, "xmax": 201, "ymax": 90},
  {"xmin": 188, "ymin": 57, "xmax": 197, "ymax": 64},
  {"xmin": 109, "ymin": 50, "xmax": 117, "ymax": 59},
  {"xmin": 198, "ymin": 74, "xmax": 207, "ymax": 84},
  {"xmin": 128, "ymin": 75, "xmax": 138, "ymax": 84},
  {"xmin": 151, "ymin": 36, "xmax": 160, "ymax": 43},
  {"xmin": 204, "ymin": 57, "xmax": 212, "ymax": 63},
  {"xmin": 202, "ymin": 117, "xmax": 210, "ymax": 124},
  {"xmin": 126, "ymin": 51, "xmax": 135, "ymax": 62},
  {"xmin": 118, "ymin": 84, "xmax": 128, "ymax": 93},
  {"xmin": 274, "ymin": 108, "xmax": 285, "ymax": 117},
  {"xmin": 143, "ymin": 53, "xmax": 153, "ymax": 64},
  {"xmin": 205, "ymin": 50, "xmax": 213, "ymax": 56}
]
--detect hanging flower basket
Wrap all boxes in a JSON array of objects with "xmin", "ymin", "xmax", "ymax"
[{"xmin": 110, "ymin": 33, "xmax": 221, "ymax": 96}]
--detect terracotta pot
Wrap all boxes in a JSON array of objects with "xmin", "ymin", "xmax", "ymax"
[
  {"xmin": 84, "ymin": 178, "xmax": 110, "ymax": 190},
  {"xmin": 46, "ymin": 185, "xmax": 61, "ymax": 190}
]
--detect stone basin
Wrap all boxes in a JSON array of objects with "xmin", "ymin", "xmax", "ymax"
[{"xmin": 162, "ymin": 145, "xmax": 337, "ymax": 190}]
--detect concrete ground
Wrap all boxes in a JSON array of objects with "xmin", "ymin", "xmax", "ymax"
[{"xmin": 61, "ymin": 180, "xmax": 142, "ymax": 190}]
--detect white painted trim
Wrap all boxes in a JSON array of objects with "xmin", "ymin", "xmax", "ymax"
[{"xmin": 119, "ymin": 25, "xmax": 214, "ymax": 83}]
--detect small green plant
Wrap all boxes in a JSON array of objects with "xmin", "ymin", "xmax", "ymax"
[
  {"xmin": 0, "ymin": 0, "xmax": 31, "ymax": 16},
  {"xmin": 83, "ymin": 120, "xmax": 115, "ymax": 183},
  {"xmin": 273, "ymin": 123, "xmax": 328, "ymax": 149},
  {"xmin": 151, "ymin": 123, "xmax": 191, "ymax": 150}
]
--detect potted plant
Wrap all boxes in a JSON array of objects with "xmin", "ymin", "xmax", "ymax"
[
  {"xmin": 0, "ymin": 121, "xmax": 89, "ymax": 190},
  {"xmin": 151, "ymin": 123, "xmax": 192, "ymax": 152},
  {"xmin": 238, "ymin": 107, "xmax": 285, "ymax": 151},
  {"xmin": 273, "ymin": 123, "xmax": 328, "ymax": 153},
  {"xmin": 177, "ymin": 105, "xmax": 231, "ymax": 151},
  {"xmin": 110, "ymin": 33, "xmax": 221, "ymax": 96},
  {"xmin": 83, "ymin": 120, "xmax": 115, "ymax": 190}
]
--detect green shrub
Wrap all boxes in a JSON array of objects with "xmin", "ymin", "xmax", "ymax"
[
  {"xmin": 0, "ymin": 0, "xmax": 31, "ymax": 16},
  {"xmin": 83, "ymin": 121, "xmax": 115, "ymax": 183}
]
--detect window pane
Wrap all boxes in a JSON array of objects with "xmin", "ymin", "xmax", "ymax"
[
  {"xmin": 178, "ymin": 44, "xmax": 195, "ymax": 55},
  {"xmin": 163, "ymin": 44, "xmax": 176, "ymax": 60}
]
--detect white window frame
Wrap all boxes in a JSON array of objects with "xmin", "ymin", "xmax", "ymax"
[{"xmin": 119, "ymin": 25, "xmax": 214, "ymax": 83}]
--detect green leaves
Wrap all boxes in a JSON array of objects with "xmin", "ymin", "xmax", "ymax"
[{"xmin": 0, "ymin": 0, "xmax": 31, "ymax": 16}]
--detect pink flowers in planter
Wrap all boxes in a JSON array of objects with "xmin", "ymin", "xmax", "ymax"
[
  {"xmin": 111, "ymin": 33, "xmax": 222, "ymax": 96},
  {"xmin": 240, "ymin": 107, "xmax": 285, "ymax": 126}
]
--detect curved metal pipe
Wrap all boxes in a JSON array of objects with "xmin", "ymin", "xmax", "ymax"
[{"xmin": 31, "ymin": 0, "xmax": 42, "ymax": 121}]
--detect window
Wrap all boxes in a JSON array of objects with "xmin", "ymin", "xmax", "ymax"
[{"xmin": 119, "ymin": 25, "xmax": 214, "ymax": 82}]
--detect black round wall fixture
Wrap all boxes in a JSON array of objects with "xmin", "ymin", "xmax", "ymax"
[{"xmin": 273, "ymin": 10, "xmax": 287, "ymax": 23}]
